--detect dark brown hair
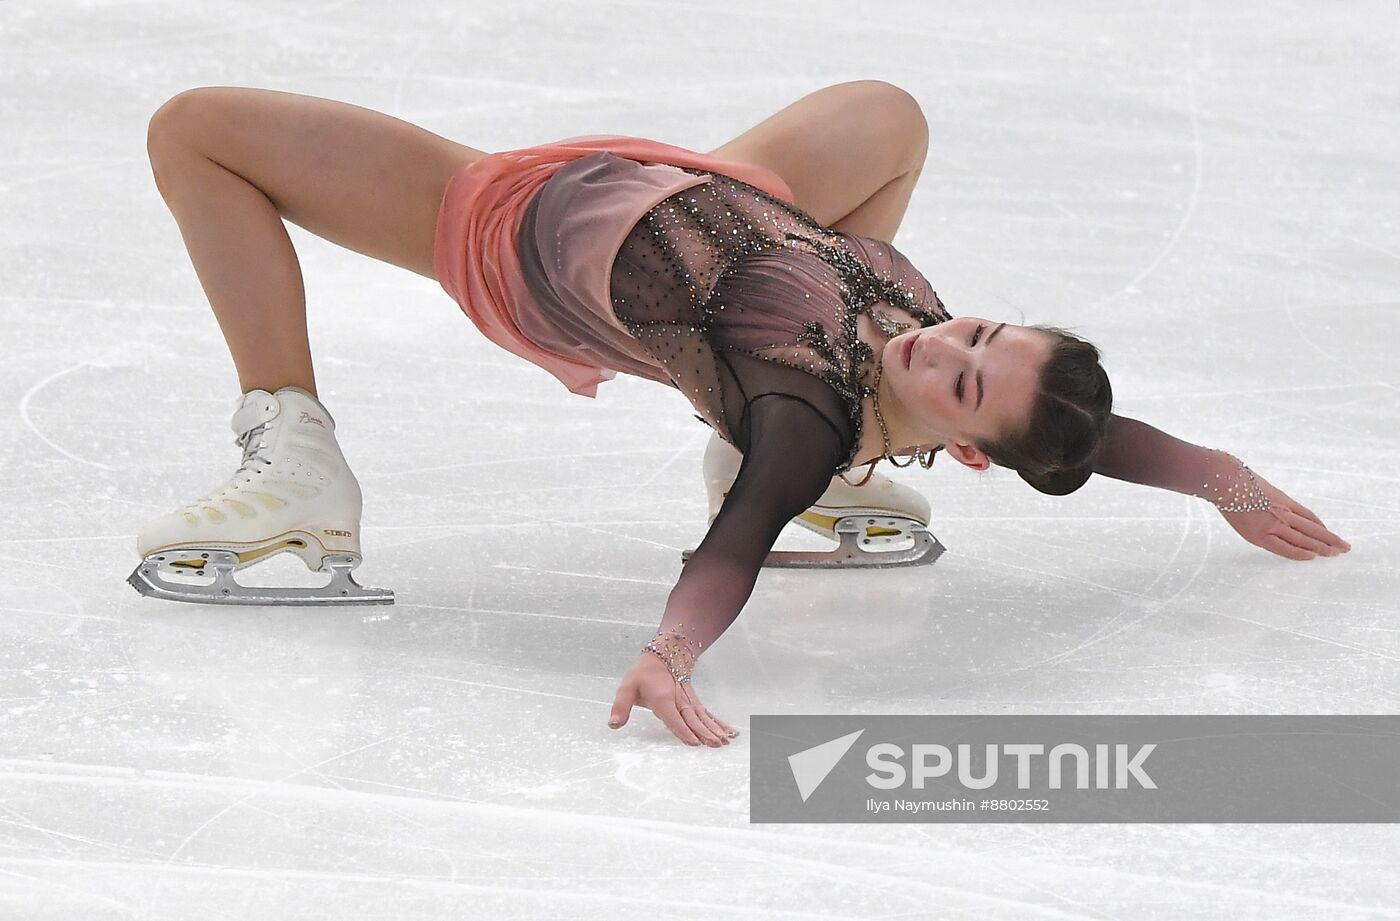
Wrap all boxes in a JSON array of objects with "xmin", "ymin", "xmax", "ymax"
[{"xmin": 974, "ymin": 325, "xmax": 1112, "ymax": 495}]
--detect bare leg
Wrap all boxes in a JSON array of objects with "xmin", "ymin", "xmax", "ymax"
[
  {"xmin": 709, "ymin": 79, "xmax": 929, "ymax": 243},
  {"xmin": 145, "ymin": 87, "xmax": 487, "ymax": 397},
  {"xmin": 828, "ymin": 161, "xmax": 925, "ymax": 242},
  {"xmin": 143, "ymin": 82, "xmax": 921, "ymax": 398}
]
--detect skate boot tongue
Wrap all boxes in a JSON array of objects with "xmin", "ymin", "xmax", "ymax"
[
  {"xmin": 230, "ymin": 390, "xmax": 279, "ymax": 435},
  {"xmin": 229, "ymin": 390, "xmax": 281, "ymax": 476}
]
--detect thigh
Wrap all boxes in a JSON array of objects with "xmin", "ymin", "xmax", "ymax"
[
  {"xmin": 707, "ymin": 80, "xmax": 928, "ymax": 228},
  {"xmin": 148, "ymin": 87, "xmax": 487, "ymax": 279}
]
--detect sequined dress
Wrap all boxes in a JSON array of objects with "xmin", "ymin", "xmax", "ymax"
[{"xmin": 513, "ymin": 149, "xmax": 952, "ymax": 670}]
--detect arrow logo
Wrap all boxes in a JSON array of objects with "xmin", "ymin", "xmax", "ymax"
[{"xmin": 788, "ymin": 729, "xmax": 865, "ymax": 802}]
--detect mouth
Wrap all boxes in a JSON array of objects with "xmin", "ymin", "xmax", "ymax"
[{"xmin": 902, "ymin": 334, "xmax": 915, "ymax": 369}]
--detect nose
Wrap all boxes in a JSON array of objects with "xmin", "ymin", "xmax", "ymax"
[{"xmin": 918, "ymin": 330, "xmax": 958, "ymax": 366}]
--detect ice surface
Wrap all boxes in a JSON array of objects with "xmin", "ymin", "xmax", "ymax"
[{"xmin": 1, "ymin": 1, "xmax": 1397, "ymax": 918}]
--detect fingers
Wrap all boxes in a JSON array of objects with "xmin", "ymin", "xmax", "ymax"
[
  {"xmin": 1290, "ymin": 500, "xmax": 1325, "ymax": 527},
  {"xmin": 658, "ymin": 701, "xmax": 705, "ymax": 746},
  {"xmin": 1277, "ymin": 526, "xmax": 1331, "ymax": 558},
  {"xmin": 679, "ymin": 685, "xmax": 737, "ymax": 745},
  {"xmin": 705, "ymin": 709, "xmax": 742, "ymax": 739},
  {"xmin": 1275, "ymin": 491, "xmax": 1350, "ymax": 553},
  {"xmin": 1309, "ymin": 515, "xmax": 1351, "ymax": 553},
  {"xmin": 1255, "ymin": 472, "xmax": 1351, "ymax": 552},
  {"xmin": 1243, "ymin": 496, "xmax": 1352, "ymax": 560},
  {"xmin": 654, "ymin": 687, "xmax": 733, "ymax": 748},
  {"xmin": 608, "ymin": 682, "xmax": 637, "ymax": 730},
  {"xmin": 1284, "ymin": 510, "xmax": 1349, "ymax": 555},
  {"xmin": 1261, "ymin": 532, "xmax": 1318, "ymax": 561},
  {"xmin": 677, "ymin": 699, "xmax": 727, "ymax": 747},
  {"xmin": 691, "ymin": 705, "xmax": 736, "ymax": 744},
  {"xmin": 694, "ymin": 697, "xmax": 740, "ymax": 738}
]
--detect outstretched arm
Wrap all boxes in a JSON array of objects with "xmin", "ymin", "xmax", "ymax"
[
  {"xmin": 608, "ymin": 395, "xmax": 845, "ymax": 746},
  {"xmin": 1092, "ymin": 413, "xmax": 1350, "ymax": 560}
]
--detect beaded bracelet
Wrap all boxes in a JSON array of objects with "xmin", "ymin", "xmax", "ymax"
[
  {"xmin": 1204, "ymin": 452, "xmax": 1272, "ymax": 513},
  {"xmin": 643, "ymin": 631, "xmax": 700, "ymax": 684}
]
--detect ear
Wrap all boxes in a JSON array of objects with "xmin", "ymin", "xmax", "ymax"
[{"xmin": 945, "ymin": 441, "xmax": 991, "ymax": 471}]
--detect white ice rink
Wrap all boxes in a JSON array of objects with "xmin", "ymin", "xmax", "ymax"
[{"xmin": 2, "ymin": 1, "xmax": 1398, "ymax": 918}]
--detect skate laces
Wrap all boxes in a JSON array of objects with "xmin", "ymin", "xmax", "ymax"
[
  {"xmin": 183, "ymin": 421, "xmax": 275, "ymax": 508},
  {"xmin": 234, "ymin": 422, "xmax": 275, "ymax": 476}
]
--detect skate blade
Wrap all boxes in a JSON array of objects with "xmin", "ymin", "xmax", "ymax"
[
  {"xmin": 127, "ymin": 551, "xmax": 395, "ymax": 606},
  {"xmin": 682, "ymin": 516, "xmax": 946, "ymax": 569}
]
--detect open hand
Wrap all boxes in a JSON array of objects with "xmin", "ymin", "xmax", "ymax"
[
  {"xmin": 1218, "ymin": 469, "xmax": 1351, "ymax": 560},
  {"xmin": 608, "ymin": 653, "xmax": 740, "ymax": 747}
]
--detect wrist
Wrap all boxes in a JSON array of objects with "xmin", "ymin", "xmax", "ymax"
[
  {"xmin": 1199, "ymin": 450, "xmax": 1272, "ymax": 513},
  {"xmin": 643, "ymin": 630, "xmax": 702, "ymax": 684}
]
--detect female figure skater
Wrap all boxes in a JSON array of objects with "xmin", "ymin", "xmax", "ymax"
[{"xmin": 132, "ymin": 80, "xmax": 1349, "ymax": 747}]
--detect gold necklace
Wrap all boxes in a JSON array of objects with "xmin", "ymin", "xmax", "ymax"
[{"xmin": 840, "ymin": 357, "xmax": 939, "ymax": 487}]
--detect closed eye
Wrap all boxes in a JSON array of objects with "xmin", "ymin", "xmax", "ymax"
[
  {"xmin": 974, "ymin": 322, "xmax": 1007, "ymax": 412},
  {"xmin": 956, "ymin": 324, "xmax": 986, "ymax": 402}
]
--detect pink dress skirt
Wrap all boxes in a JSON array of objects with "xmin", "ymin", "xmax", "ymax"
[{"xmin": 431, "ymin": 135, "xmax": 796, "ymax": 397}]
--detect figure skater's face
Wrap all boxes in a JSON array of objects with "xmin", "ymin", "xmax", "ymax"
[{"xmin": 881, "ymin": 317, "xmax": 1052, "ymax": 463}]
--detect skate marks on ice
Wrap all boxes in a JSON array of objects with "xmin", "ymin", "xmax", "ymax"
[
  {"xmin": 3, "ymin": 756, "xmax": 1399, "ymax": 917},
  {"xmin": 19, "ymin": 362, "xmax": 122, "ymax": 471}
]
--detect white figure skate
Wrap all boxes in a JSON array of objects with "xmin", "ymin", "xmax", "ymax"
[
  {"xmin": 681, "ymin": 431, "xmax": 946, "ymax": 569},
  {"xmin": 128, "ymin": 387, "xmax": 394, "ymax": 605}
]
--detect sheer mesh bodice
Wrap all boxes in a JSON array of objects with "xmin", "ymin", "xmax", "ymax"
[
  {"xmin": 606, "ymin": 169, "xmax": 951, "ymax": 677},
  {"xmin": 610, "ymin": 170, "xmax": 951, "ymax": 471}
]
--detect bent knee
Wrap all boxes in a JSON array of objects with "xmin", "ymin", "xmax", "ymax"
[
  {"xmin": 146, "ymin": 86, "xmax": 239, "ymax": 158},
  {"xmin": 146, "ymin": 88, "xmax": 230, "ymax": 199},
  {"xmin": 851, "ymin": 80, "xmax": 929, "ymax": 163}
]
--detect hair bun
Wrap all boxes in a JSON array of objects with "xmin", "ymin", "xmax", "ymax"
[{"xmin": 1018, "ymin": 464, "xmax": 1093, "ymax": 496}]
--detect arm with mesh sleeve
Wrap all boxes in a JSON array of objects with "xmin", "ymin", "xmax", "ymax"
[
  {"xmin": 1091, "ymin": 413, "xmax": 1268, "ymax": 509},
  {"xmin": 641, "ymin": 394, "xmax": 847, "ymax": 683}
]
